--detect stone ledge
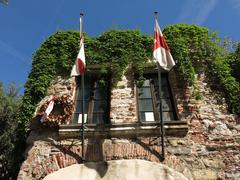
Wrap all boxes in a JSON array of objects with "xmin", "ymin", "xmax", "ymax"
[{"xmin": 59, "ymin": 121, "xmax": 188, "ymax": 139}]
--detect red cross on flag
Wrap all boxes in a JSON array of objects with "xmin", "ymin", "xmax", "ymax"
[
  {"xmin": 71, "ymin": 35, "xmax": 85, "ymax": 76},
  {"xmin": 153, "ymin": 18, "xmax": 175, "ymax": 71},
  {"xmin": 71, "ymin": 15, "xmax": 85, "ymax": 76}
]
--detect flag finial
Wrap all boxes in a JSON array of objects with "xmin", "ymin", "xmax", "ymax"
[{"xmin": 154, "ymin": 12, "xmax": 158, "ymax": 19}]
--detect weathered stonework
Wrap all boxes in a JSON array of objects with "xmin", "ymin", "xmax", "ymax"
[
  {"xmin": 18, "ymin": 70, "xmax": 240, "ymax": 180},
  {"xmin": 110, "ymin": 75, "xmax": 137, "ymax": 123},
  {"xmin": 34, "ymin": 76, "xmax": 75, "ymax": 125}
]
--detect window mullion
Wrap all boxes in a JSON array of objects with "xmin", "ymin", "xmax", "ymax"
[
  {"xmin": 150, "ymin": 80, "xmax": 159, "ymax": 122},
  {"xmin": 136, "ymin": 84, "xmax": 141, "ymax": 122},
  {"xmin": 87, "ymin": 83, "xmax": 96, "ymax": 124}
]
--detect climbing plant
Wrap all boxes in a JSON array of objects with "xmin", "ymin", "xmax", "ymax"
[
  {"xmin": 230, "ymin": 43, "xmax": 240, "ymax": 83},
  {"xmin": 17, "ymin": 31, "xmax": 80, "ymax": 134},
  {"xmin": 17, "ymin": 25, "xmax": 240, "ymax": 143},
  {"xmin": 163, "ymin": 24, "xmax": 211, "ymax": 100},
  {"xmin": 86, "ymin": 30, "xmax": 153, "ymax": 85},
  {"xmin": 17, "ymin": 30, "xmax": 153, "ymax": 135},
  {"xmin": 164, "ymin": 24, "xmax": 240, "ymax": 114}
]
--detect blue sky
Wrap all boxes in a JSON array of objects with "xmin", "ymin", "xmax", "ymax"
[{"xmin": 0, "ymin": 0, "xmax": 240, "ymax": 94}]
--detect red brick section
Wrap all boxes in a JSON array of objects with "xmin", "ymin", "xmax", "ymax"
[
  {"xmin": 187, "ymin": 114, "xmax": 206, "ymax": 144},
  {"xmin": 18, "ymin": 139, "xmax": 172, "ymax": 179},
  {"xmin": 18, "ymin": 71, "xmax": 240, "ymax": 180}
]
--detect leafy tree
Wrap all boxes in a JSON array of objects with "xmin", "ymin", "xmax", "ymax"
[
  {"xmin": 231, "ymin": 43, "xmax": 240, "ymax": 83},
  {"xmin": 0, "ymin": 82, "xmax": 21, "ymax": 179},
  {"xmin": 0, "ymin": 0, "xmax": 8, "ymax": 5}
]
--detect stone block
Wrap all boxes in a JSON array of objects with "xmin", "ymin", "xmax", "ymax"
[
  {"xmin": 212, "ymin": 121, "xmax": 232, "ymax": 136},
  {"xmin": 167, "ymin": 146, "xmax": 191, "ymax": 156},
  {"xmin": 116, "ymin": 81, "xmax": 126, "ymax": 89},
  {"xmin": 192, "ymin": 169, "xmax": 217, "ymax": 180},
  {"xmin": 168, "ymin": 139, "xmax": 187, "ymax": 146},
  {"xmin": 202, "ymin": 158, "xmax": 224, "ymax": 169},
  {"xmin": 226, "ymin": 172, "xmax": 240, "ymax": 180},
  {"xmin": 186, "ymin": 158, "xmax": 206, "ymax": 169}
]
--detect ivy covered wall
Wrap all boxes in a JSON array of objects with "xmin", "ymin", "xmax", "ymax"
[
  {"xmin": 164, "ymin": 24, "xmax": 240, "ymax": 114},
  {"xmin": 17, "ymin": 25, "xmax": 240, "ymax": 145}
]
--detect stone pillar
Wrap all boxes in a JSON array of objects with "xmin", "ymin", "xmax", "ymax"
[{"xmin": 110, "ymin": 75, "xmax": 137, "ymax": 123}]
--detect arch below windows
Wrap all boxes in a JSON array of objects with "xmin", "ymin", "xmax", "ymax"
[{"xmin": 43, "ymin": 160, "xmax": 188, "ymax": 180}]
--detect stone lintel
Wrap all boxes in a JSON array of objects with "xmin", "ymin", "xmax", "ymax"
[{"xmin": 59, "ymin": 121, "xmax": 188, "ymax": 139}]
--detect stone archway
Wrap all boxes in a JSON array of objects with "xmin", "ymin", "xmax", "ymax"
[{"xmin": 43, "ymin": 159, "xmax": 188, "ymax": 180}]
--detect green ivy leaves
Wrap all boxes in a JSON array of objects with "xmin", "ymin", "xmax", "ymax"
[
  {"xmin": 17, "ymin": 30, "xmax": 154, "ymax": 133},
  {"xmin": 18, "ymin": 25, "xmax": 240, "ymax": 137},
  {"xmin": 164, "ymin": 24, "xmax": 240, "ymax": 114}
]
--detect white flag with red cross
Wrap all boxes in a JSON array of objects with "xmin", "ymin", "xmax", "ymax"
[
  {"xmin": 153, "ymin": 18, "xmax": 175, "ymax": 71},
  {"xmin": 71, "ymin": 35, "xmax": 85, "ymax": 76},
  {"xmin": 71, "ymin": 15, "xmax": 86, "ymax": 76}
]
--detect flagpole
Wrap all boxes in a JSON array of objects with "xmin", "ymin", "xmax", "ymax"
[
  {"xmin": 154, "ymin": 11, "xmax": 165, "ymax": 160},
  {"xmin": 80, "ymin": 13, "xmax": 85, "ymax": 162}
]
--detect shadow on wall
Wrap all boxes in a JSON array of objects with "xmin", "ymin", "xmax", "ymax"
[
  {"xmin": 43, "ymin": 159, "xmax": 189, "ymax": 180},
  {"xmin": 84, "ymin": 138, "xmax": 108, "ymax": 178},
  {"xmin": 136, "ymin": 138, "xmax": 164, "ymax": 162},
  {"xmin": 236, "ymin": 115, "xmax": 240, "ymax": 124},
  {"xmin": 51, "ymin": 140, "xmax": 83, "ymax": 164},
  {"xmin": 50, "ymin": 137, "xmax": 108, "ymax": 178},
  {"xmin": 84, "ymin": 161, "xmax": 108, "ymax": 178},
  {"xmin": 26, "ymin": 119, "xmax": 108, "ymax": 179}
]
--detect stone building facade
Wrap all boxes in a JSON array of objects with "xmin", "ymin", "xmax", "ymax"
[{"xmin": 18, "ymin": 67, "xmax": 240, "ymax": 180}]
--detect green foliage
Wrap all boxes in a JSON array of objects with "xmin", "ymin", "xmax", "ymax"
[
  {"xmin": 17, "ymin": 30, "xmax": 153, "ymax": 134},
  {"xmin": 163, "ymin": 24, "xmax": 216, "ymax": 100},
  {"xmin": 163, "ymin": 24, "xmax": 209, "ymax": 85},
  {"xmin": 209, "ymin": 49, "xmax": 240, "ymax": 113},
  {"xmin": 164, "ymin": 24, "xmax": 240, "ymax": 114},
  {"xmin": 229, "ymin": 43, "xmax": 240, "ymax": 83},
  {"xmin": 18, "ymin": 31, "xmax": 80, "ymax": 133},
  {"xmin": 87, "ymin": 30, "xmax": 153, "ymax": 84},
  {"xmin": 18, "ymin": 26, "xmax": 240, "ymax": 143},
  {"xmin": 0, "ymin": 82, "xmax": 21, "ymax": 179}
]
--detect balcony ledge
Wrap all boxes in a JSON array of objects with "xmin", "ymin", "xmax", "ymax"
[{"xmin": 59, "ymin": 121, "xmax": 188, "ymax": 139}]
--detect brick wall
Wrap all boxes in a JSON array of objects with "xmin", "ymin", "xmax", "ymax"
[
  {"xmin": 18, "ymin": 138, "xmax": 192, "ymax": 180},
  {"xmin": 110, "ymin": 75, "xmax": 137, "ymax": 123},
  {"xmin": 18, "ymin": 71, "xmax": 240, "ymax": 179}
]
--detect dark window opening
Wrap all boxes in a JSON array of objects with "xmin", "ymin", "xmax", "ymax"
[
  {"xmin": 72, "ymin": 74, "xmax": 110, "ymax": 124},
  {"xmin": 137, "ymin": 73, "xmax": 177, "ymax": 122},
  {"xmin": 51, "ymin": 103, "xmax": 65, "ymax": 116}
]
